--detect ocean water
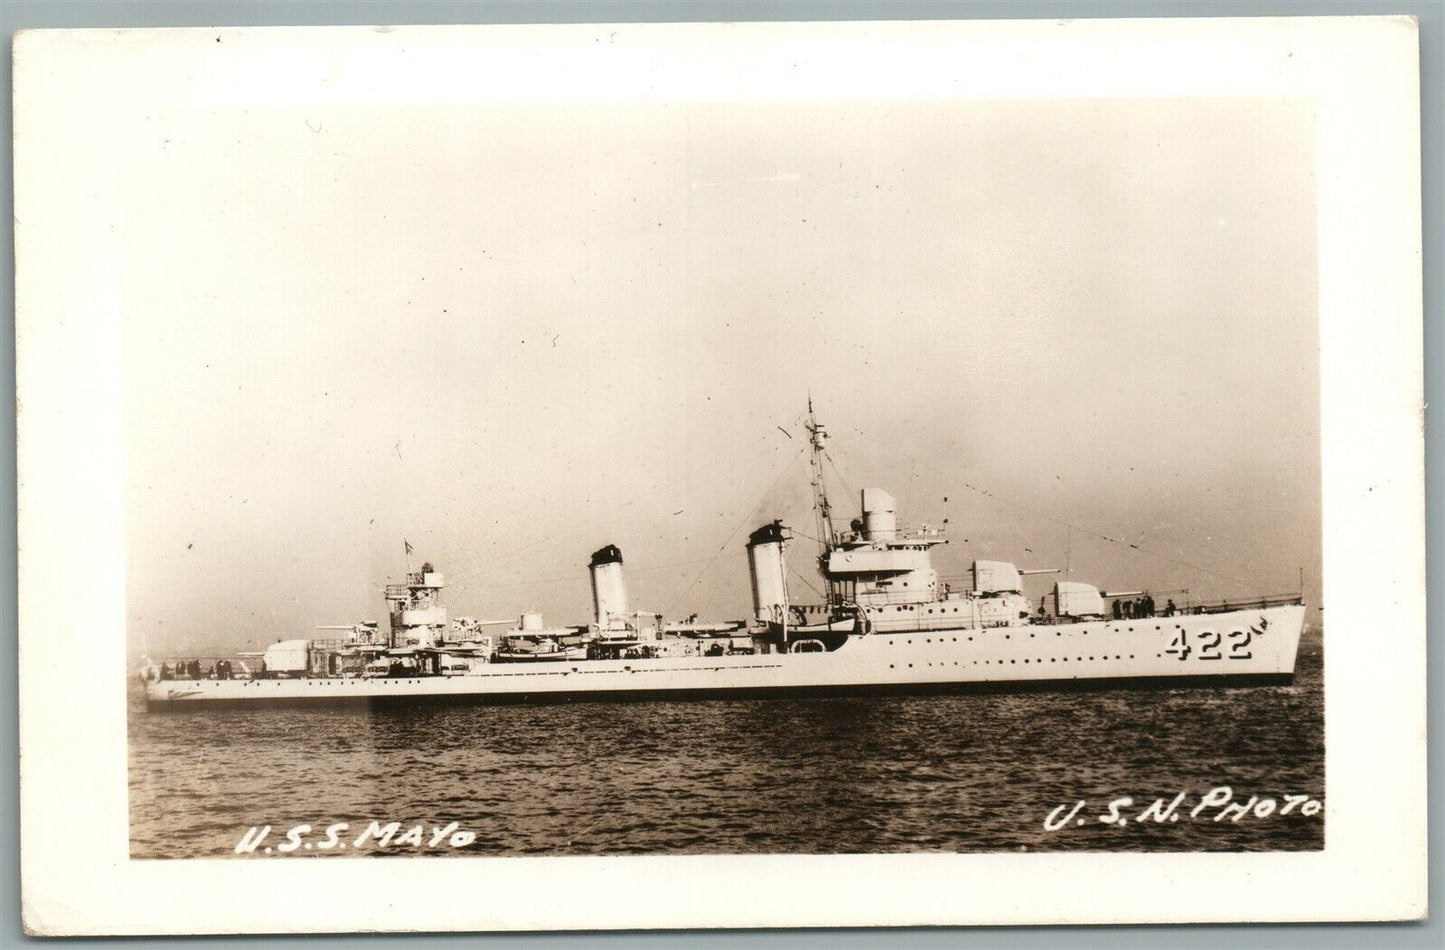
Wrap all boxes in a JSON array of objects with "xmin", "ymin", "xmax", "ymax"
[{"xmin": 128, "ymin": 629, "xmax": 1323, "ymax": 858}]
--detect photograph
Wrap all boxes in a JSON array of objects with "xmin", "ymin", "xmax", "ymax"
[
  {"xmin": 122, "ymin": 93, "xmax": 1323, "ymax": 860},
  {"xmin": 15, "ymin": 14, "xmax": 1425, "ymax": 934}
]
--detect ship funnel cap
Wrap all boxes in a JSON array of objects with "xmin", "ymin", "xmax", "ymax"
[
  {"xmin": 747, "ymin": 520, "xmax": 787, "ymax": 548},
  {"xmin": 589, "ymin": 544, "xmax": 624, "ymax": 567}
]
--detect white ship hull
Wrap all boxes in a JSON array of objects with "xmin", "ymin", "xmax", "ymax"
[{"xmin": 144, "ymin": 604, "xmax": 1304, "ymax": 709}]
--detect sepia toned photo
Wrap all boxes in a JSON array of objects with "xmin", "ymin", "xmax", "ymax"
[
  {"xmin": 16, "ymin": 16, "xmax": 1425, "ymax": 934},
  {"xmin": 122, "ymin": 94, "xmax": 1323, "ymax": 860}
]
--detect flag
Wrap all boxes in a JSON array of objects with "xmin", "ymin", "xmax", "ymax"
[{"xmin": 404, "ymin": 539, "xmax": 414, "ymax": 555}]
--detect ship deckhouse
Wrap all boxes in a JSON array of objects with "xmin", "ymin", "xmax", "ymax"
[
  {"xmin": 824, "ymin": 488, "xmax": 945, "ymax": 608},
  {"xmin": 776, "ymin": 402, "xmax": 1042, "ymax": 637},
  {"xmin": 803, "ymin": 487, "xmax": 1035, "ymax": 635},
  {"xmin": 384, "ymin": 563, "xmax": 447, "ymax": 648}
]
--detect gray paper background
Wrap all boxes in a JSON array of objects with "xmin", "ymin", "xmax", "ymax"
[{"xmin": 2, "ymin": 1, "xmax": 1438, "ymax": 947}]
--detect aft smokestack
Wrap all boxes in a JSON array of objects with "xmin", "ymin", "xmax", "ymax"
[
  {"xmin": 746, "ymin": 520, "xmax": 789, "ymax": 623},
  {"xmin": 589, "ymin": 544, "xmax": 628, "ymax": 629}
]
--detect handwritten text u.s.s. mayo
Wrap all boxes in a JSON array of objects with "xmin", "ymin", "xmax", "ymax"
[
  {"xmin": 235, "ymin": 821, "xmax": 476, "ymax": 855},
  {"xmin": 1043, "ymin": 786, "xmax": 1323, "ymax": 831}
]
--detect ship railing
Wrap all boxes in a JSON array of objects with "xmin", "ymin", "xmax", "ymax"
[
  {"xmin": 147, "ymin": 657, "xmax": 259, "ymax": 681},
  {"xmin": 1093, "ymin": 591, "xmax": 1304, "ymax": 618},
  {"xmin": 851, "ymin": 589, "xmax": 942, "ymax": 607},
  {"xmin": 833, "ymin": 590, "xmax": 1303, "ymax": 633},
  {"xmin": 308, "ymin": 637, "xmax": 389, "ymax": 651},
  {"xmin": 833, "ymin": 523, "xmax": 947, "ymax": 545},
  {"xmin": 1045, "ymin": 592, "xmax": 1305, "ymax": 624},
  {"xmin": 836, "ymin": 603, "xmax": 988, "ymax": 634},
  {"xmin": 1183, "ymin": 593, "xmax": 1304, "ymax": 614}
]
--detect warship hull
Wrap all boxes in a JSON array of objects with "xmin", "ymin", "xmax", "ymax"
[{"xmin": 144, "ymin": 603, "xmax": 1304, "ymax": 710}]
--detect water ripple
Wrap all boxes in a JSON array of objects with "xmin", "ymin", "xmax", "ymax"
[{"xmin": 129, "ymin": 639, "xmax": 1323, "ymax": 857}]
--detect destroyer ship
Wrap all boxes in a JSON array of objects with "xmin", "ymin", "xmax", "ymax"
[{"xmin": 140, "ymin": 407, "xmax": 1306, "ymax": 709}]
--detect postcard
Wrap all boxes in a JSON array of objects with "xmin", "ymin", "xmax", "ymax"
[{"xmin": 15, "ymin": 15, "xmax": 1425, "ymax": 934}]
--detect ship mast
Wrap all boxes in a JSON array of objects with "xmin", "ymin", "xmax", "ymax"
[
  {"xmin": 804, "ymin": 399, "xmax": 839, "ymax": 608},
  {"xmin": 805, "ymin": 399, "xmax": 836, "ymax": 550}
]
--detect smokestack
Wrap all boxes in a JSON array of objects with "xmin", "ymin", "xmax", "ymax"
[
  {"xmin": 589, "ymin": 544, "xmax": 627, "ymax": 629},
  {"xmin": 746, "ymin": 521, "xmax": 789, "ymax": 623},
  {"xmin": 861, "ymin": 488, "xmax": 897, "ymax": 541}
]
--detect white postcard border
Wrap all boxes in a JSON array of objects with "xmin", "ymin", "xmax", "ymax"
[{"xmin": 15, "ymin": 16, "xmax": 1426, "ymax": 933}]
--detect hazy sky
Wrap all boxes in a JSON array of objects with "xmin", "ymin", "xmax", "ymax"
[{"xmin": 122, "ymin": 97, "xmax": 1318, "ymax": 658}]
